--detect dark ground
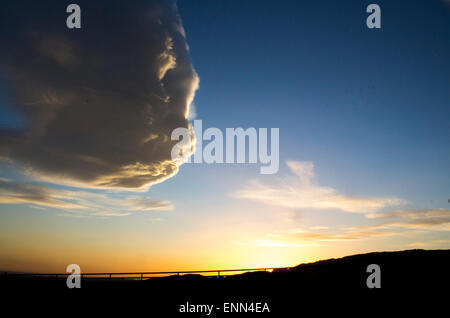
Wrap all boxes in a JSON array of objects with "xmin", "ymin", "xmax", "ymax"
[{"xmin": 1, "ymin": 249, "xmax": 449, "ymax": 316}]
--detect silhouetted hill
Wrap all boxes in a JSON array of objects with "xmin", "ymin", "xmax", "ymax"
[{"xmin": 2, "ymin": 249, "xmax": 449, "ymax": 315}]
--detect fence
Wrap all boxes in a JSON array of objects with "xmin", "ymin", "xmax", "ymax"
[{"xmin": 2, "ymin": 267, "xmax": 291, "ymax": 280}]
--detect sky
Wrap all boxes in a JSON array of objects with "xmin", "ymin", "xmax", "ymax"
[{"xmin": 0, "ymin": 0, "xmax": 449, "ymax": 273}]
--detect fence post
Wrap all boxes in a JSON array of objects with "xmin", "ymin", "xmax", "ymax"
[{"xmin": 140, "ymin": 273, "xmax": 143, "ymax": 281}]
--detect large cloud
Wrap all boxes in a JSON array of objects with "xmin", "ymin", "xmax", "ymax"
[{"xmin": 0, "ymin": 0, "xmax": 198, "ymax": 190}]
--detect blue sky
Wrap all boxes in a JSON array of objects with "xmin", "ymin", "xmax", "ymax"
[{"xmin": 177, "ymin": 0, "xmax": 450, "ymax": 204}]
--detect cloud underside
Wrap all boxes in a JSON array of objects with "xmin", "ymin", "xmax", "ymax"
[
  {"xmin": 234, "ymin": 161, "xmax": 406, "ymax": 213},
  {"xmin": 0, "ymin": 178, "xmax": 172, "ymax": 217},
  {"xmin": 0, "ymin": 0, "xmax": 198, "ymax": 190}
]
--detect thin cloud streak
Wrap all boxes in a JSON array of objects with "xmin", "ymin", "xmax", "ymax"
[
  {"xmin": 0, "ymin": 178, "xmax": 85, "ymax": 209},
  {"xmin": 356, "ymin": 209, "xmax": 450, "ymax": 231},
  {"xmin": 0, "ymin": 178, "xmax": 172, "ymax": 217},
  {"xmin": 259, "ymin": 208, "xmax": 450, "ymax": 245}
]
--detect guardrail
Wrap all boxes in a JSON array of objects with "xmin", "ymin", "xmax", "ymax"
[{"xmin": 2, "ymin": 267, "xmax": 291, "ymax": 280}]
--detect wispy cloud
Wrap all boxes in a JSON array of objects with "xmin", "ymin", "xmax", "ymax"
[
  {"xmin": 408, "ymin": 240, "xmax": 450, "ymax": 248},
  {"xmin": 125, "ymin": 197, "xmax": 173, "ymax": 212},
  {"xmin": 0, "ymin": 178, "xmax": 85, "ymax": 209},
  {"xmin": 368, "ymin": 208, "xmax": 450, "ymax": 220},
  {"xmin": 232, "ymin": 160, "xmax": 449, "ymax": 248},
  {"xmin": 234, "ymin": 238, "xmax": 322, "ymax": 248},
  {"xmin": 0, "ymin": 178, "xmax": 172, "ymax": 217},
  {"xmin": 92, "ymin": 211, "xmax": 132, "ymax": 217},
  {"xmin": 362, "ymin": 209, "xmax": 450, "ymax": 230},
  {"xmin": 233, "ymin": 161, "xmax": 406, "ymax": 213},
  {"xmin": 256, "ymin": 208, "xmax": 450, "ymax": 245},
  {"xmin": 266, "ymin": 228, "xmax": 396, "ymax": 243}
]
